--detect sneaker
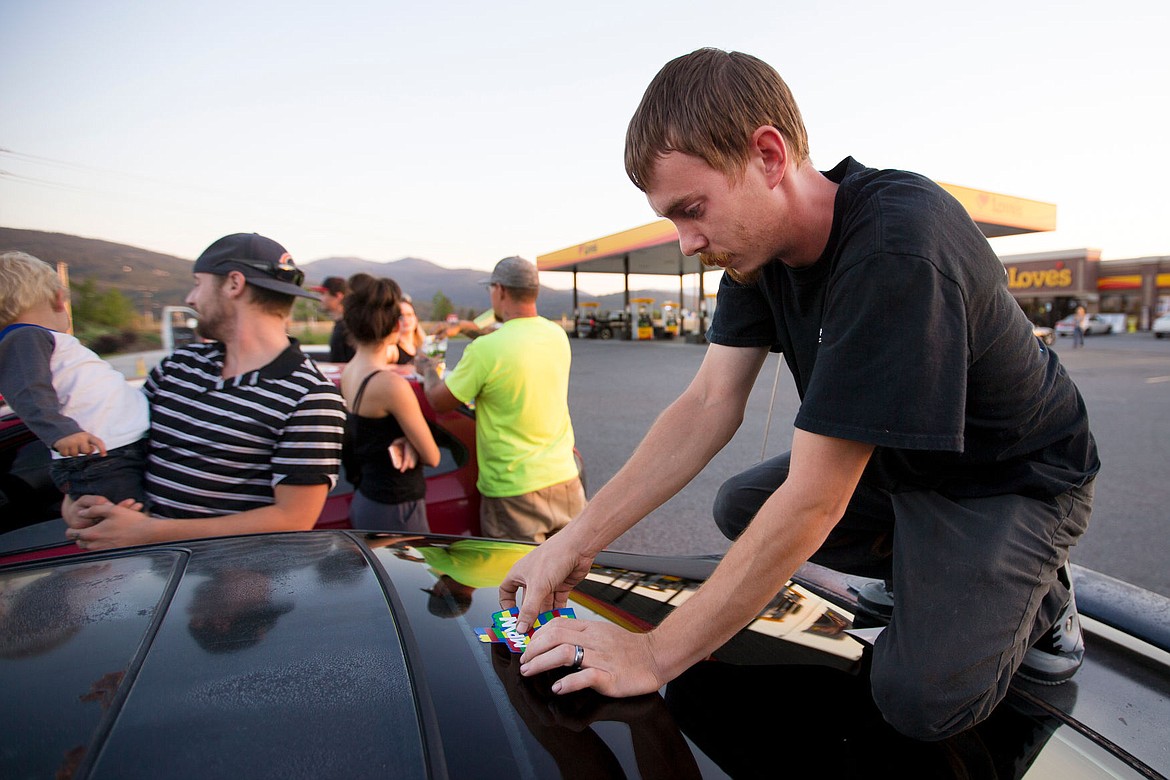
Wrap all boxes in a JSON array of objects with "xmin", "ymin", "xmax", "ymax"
[
  {"xmin": 855, "ymin": 579, "xmax": 894, "ymax": 623},
  {"xmin": 1018, "ymin": 564, "xmax": 1085, "ymax": 685}
]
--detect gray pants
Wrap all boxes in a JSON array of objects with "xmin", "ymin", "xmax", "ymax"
[
  {"xmin": 350, "ymin": 492, "xmax": 429, "ymax": 533},
  {"xmin": 713, "ymin": 452, "xmax": 1093, "ymax": 741}
]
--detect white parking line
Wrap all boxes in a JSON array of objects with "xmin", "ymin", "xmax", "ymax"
[{"xmin": 1146, "ymin": 376, "xmax": 1170, "ymax": 384}]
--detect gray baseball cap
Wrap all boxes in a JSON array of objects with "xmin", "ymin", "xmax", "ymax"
[{"xmin": 481, "ymin": 256, "xmax": 539, "ymax": 290}]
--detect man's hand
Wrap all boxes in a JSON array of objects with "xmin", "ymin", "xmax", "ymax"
[
  {"xmin": 499, "ymin": 530, "xmax": 596, "ymax": 634},
  {"xmin": 519, "ymin": 617, "xmax": 666, "ymax": 698},
  {"xmin": 67, "ymin": 502, "xmax": 157, "ymax": 551},
  {"xmin": 414, "ymin": 353, "xmax": 438, "ymax": 378},
  {"xmin": 62, "ymin": 494, "xmax": 110, "ymax": 529},
  {"xmin": 417, "ymin": 354, "xmax": 461, "ymax": 413},
  {"xmin": 54, "ymin": 432, "xmax": 107, "ymax": 457}
]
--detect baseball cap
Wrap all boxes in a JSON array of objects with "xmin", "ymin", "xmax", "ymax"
[
  {"xmin": 480, "ymin": 256, "xmax": 539, "ymax": 290},
  {"xmin": 192, "ymin": 233, "xmax": 320, "ymax": 300},
  {"xmin": 309, "ymin": 276, "xmax": 347, "ymax": 296}
]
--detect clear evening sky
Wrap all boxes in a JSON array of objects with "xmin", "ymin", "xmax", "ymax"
[{"xmin": 2, "ymin": 1, "xmax": 1167, "ymax": 293}]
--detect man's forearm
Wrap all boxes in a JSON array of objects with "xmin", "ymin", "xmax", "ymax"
[
  {"xmin": 153, "ymin": 504, "xmax": 319, "ymax": 541},
  {"xmin": 649, "ymin": 494, "xmax": 832, "ymax": 680},
  {"xmin": 417, "ymin": 355, "xmax": 461, "ymax": 412},
  {"xmin": 648, "ymin": 430, "xmax": 875, "ymax": 681},
  {"xmin": 420, "ymin": 361, "xmax": 442, "ymax": 397},
  {"xmin": 137, "ymin": 483, "xmax": 328, "ymax": 544}
]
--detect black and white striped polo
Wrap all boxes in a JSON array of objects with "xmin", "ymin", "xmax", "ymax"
[{"xmin": 144, "ymin": 342, "xmax": 345, "ymax": 519}]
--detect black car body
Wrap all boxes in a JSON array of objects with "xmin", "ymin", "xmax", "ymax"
[{"xmin": 2, "ymin": 530, "xmax": 1167, "ymax": 778}]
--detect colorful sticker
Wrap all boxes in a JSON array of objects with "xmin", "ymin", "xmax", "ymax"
[{"xmin": 474, "ymin": 607, "xmax": 577, "ymax": 653}]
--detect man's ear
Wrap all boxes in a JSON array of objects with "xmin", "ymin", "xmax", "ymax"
[
  {"xmin": 51, "ymin": 287, "xmax": 69, "ymax": 312},
  {"xmin": 223, "ymin": 270, "xmax": 249, "ymax": 298},
  {"xmin": 751, "ymin": 125, "xmax": 788, "ymax": 187}
]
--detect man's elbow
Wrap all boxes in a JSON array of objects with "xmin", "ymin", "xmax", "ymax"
[{"xmin": 272, "ymin": 484, "xmax": 329, "ymax": 530}]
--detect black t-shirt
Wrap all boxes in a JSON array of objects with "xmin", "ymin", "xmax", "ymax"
[
  {"xmin": 708, "ymin": 157, "xmax": 1099, "ymax": 499},
  {"xmin": 329, "ymin": 320, "xmax": 356, "ymax": 363}
]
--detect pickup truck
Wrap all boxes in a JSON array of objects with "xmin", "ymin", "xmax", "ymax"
[
  {"xmin": 576, "ymin": 310, "xmax": 630, "ymax": 340},
  {"xmin": 161, "ymin": 305, "xmax": 200, "ymax": 351}
]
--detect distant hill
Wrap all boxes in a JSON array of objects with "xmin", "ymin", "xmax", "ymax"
[
  {"xmin": 0, "ymin": 228, "xmax": 685, "ymax": 320},
  {"xmin": 0, "ymin": 228, "xmax": 196, "ymax": 313},
  {"xmin": 303, "ymin": 256, "xmax": 502, "ymax": 319},
  {"xmin": 303, "ymin": 256, "xmax": 687, "ymax": 319}
]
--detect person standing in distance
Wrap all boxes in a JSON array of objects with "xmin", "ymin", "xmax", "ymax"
[
  {"xmin": 500, "ymin": 48, "xmax": 1098, "ymax": 742},
  {"xmin": 416, "ymin": 256, "xmax": 585, "ymax": 543},
  {"xmin": 312, "ymin": 276, "xmax": 356, "ymax": 363}
]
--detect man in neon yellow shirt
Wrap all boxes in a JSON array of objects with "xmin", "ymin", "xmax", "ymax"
[{"xmin": 418, "ymin": 257, "xmax": 585, "ymax": 542}]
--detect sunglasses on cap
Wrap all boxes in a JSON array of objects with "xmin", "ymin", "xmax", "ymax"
[{"xmin": 219, "ymin": 258, "xmax": 305, "ymax": 287}]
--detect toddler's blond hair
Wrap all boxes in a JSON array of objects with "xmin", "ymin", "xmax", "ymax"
[{"xmin": 0, "ymin": 251, "xmax": 63, "ymax": 328}]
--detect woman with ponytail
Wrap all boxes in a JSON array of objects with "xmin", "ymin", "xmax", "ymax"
[{"xmin": 339, "ymin": 275, "xmax": 440, "ymax": 531}]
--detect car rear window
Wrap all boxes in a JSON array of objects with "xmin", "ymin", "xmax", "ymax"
[{"xmin": 0, "ymin": 551, "xmax": 183, "ymax": 777}]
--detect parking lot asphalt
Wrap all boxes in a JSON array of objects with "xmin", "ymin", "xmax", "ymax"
[{"xmin": 500, "ymin": 331, "xmax": 1169, "ymax": 599}]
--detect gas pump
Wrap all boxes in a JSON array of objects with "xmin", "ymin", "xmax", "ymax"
[
  {"xmin": 631, "ymin": 297, "xmax": 655, "ymax": 340},
  {"xmin": 576, "ymin": 301, "xmax": 599, "ymax": 338},
  {"xmin": 662, "ymin": 301, "xmax": 679, "ymax": 338}
]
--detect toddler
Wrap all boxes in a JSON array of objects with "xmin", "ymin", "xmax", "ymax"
[{"xmin": 0, "ymin": 251, "xmax": 149, "ymax": 504}]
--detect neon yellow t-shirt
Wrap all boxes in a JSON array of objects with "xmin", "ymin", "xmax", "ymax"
[{"xmin": 444, "ymin": 316, "xmax": 578, "ymax": 497}]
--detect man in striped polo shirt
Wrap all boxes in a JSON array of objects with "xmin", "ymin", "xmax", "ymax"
[{"xmin": 64, "ymin": 233, "xmax": 346, "ymax": 550}]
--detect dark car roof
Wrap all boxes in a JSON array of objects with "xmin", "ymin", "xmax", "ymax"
[{"xmin": 2, "ymin": 531, "xmax": 1167, "ymax": 778}]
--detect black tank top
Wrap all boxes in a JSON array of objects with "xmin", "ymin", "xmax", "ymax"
[{"xmin": 345, "ymin": 371, "xmax": 425, "ymax": 504}]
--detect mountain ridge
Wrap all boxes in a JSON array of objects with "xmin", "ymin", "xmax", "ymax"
[{"xmin": 0, "ymin": 227, "xmax": 689, "ymax": 319}]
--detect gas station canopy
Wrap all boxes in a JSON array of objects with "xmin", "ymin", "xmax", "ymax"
[
  {"xmin": 537, "ymin": 183, "xmax": 1056, "ymax": 278},
  {"xmin": 937, "ymin": 183, "xmax": 1056, "ymax": 238},
  {"xmin": 538, "ymin": 220, "xmax": 700, "ymax": 277},
  {"xmin": 537, "ymin": 182, "xmax": 1056, "ymax": 340}
]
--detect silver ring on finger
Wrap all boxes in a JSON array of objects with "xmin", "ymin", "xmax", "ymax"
[{"xmin": 571, "ymin": 644, "xmax": 584, "ymax": 671}]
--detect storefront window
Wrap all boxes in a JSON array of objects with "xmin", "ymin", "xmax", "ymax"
[
  {"xmin": 1015, "ymin": 297, "xmax": 1076, "ymax": 327},
  {"xmin": 1100, "ymin": 294, "xmax": 1141, "ymax": 317}
]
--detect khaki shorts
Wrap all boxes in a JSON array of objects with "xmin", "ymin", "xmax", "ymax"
[{"xmin": 479, "ymin": 476, "xmax": 586, "ymax": 543}]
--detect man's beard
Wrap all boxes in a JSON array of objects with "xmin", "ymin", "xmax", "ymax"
[
  {"xmin": 195, "ymin": 320, "xmax": 222, "ymax": 341},
  {"xmin": 701, "ymin": 252, "xmax": 760, "ymax": 285},
  {"xmin": 194, "ymin": 305, "xmax": 231, "ymax": 342}
]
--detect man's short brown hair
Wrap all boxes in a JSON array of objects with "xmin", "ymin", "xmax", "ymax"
[
  {"xmin": 624, "ymin": 48, "xmax": 810, "ymax": 192},
  {"xmin": 244, "ymin": 283, "xmax": 295, "ymax": 318}
]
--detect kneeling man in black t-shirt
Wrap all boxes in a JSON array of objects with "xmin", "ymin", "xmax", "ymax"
[{"xmin": 499, "ymin": 48, "xmax": 1099, "ymax": 742}]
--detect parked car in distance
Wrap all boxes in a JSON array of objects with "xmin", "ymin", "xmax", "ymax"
[
  {"xmin": 1, "ymin": 529, "xmax": 1167, "ymax": 778},
  {"xmin": 1152, "ymin": 312, "xmax": 1170, "ymax": 339},
  {"xmin": 1055, "ymin": 313, "xmax": 1113, "ymax": 337},
  {"xmin": 576, "ymin": 309, "xmax": 630, "ymax": 340},
  {"xmin": 1032, "ymin": 325, "xmax": 1055, "ymax": 345}
]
